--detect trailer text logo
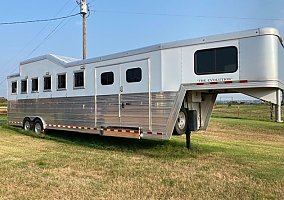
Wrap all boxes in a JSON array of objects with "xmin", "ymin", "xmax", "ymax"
[{"xmin": 197, "ymin": 77, "xmax": 232, "ymax": 83}]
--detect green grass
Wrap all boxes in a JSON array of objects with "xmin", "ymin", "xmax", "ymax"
[
  {"xmin": 0, "ymin": 115, "xmax": 7, "ymax": 127},
  {"xmin": 213, "ymin": 104, "xmax": 284, "ymax": 122},
  {"xmin": 0, "ymin": 113, "xmax": 284, "ymax": 199}
]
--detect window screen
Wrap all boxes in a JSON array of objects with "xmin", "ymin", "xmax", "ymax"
[
  {"xmin": 58, "ymin": 74, "xmax": 66, "ymax": 89},
  {"xmin": 101, "ymin": 72, "xmax": 114, "ymax": 85},
  {"xmin": 74, "ymin": 71, "xmax": 84, "ymax": 88},
  {"xmin": 12, "ymin": 81, "xmax": 17, "ymax": 94},
  {"xmin": 32, "ymin": 78, "xmax": 38, "ymax": 92},
  {"xmin": 194, "ymin": 46, "xmax": 238, "ymax": 75},
  {"xmin": 126, "ymin": 68, "xmax": 142, "ymax": 83},
  {"xmin": 21, "ymin": 80, "xmax": 27, "ymax": 93},
  {"xmin": 44, "ymin": 76, "xmax": 51, "ymax": 91}
]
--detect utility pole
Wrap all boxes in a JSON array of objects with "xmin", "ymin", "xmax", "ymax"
[{"xmin": 80, "ymin": 0, "xmax": 88, "ymax": 59}]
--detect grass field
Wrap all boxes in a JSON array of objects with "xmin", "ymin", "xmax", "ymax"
[
  {"xmin": 213, "ymin": 103, "xmax": 284, "ymax": 122},
  {"xmin": 0, "ymin": 106, "xmax": 284, "ymax": 199}
]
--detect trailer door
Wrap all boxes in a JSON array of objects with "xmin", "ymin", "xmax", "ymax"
[
  {"xmin": 96, "ymin": 65, "xmax": 121, "ymax": 127},
  {"xmin": 119, "ymin": 60, "xmax": 150, "ymax": 129}
]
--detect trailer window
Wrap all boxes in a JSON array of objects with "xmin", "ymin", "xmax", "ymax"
[
  {"xmin": 11, "ymin": 81, "xmax": 17, "ymax": 94},
  {"xmin": 57, "ymin": 74, "xmax": 66, "ymax": 90},
  {"xmin": 101, "ymin": 72, "xmax": 114, "ymax": 85},
  {"xmin": 74, "ymin": 71, "xmax": 84, "ymax": 88},
  {"xmin": 31, "ymin": 78, "xmax": 38, "ymax": 92},
  {"xmin": 21, "ymin": 80, "xmax": 27, "ymax": 93},
  {"xmin": 194, "ymin": 46, "xmax": 238, "ymax": 75},
  {"xmin": 126, "ymin": 68, "xmax": 142, "ymax": 83},
  {"xmin": 44, "ymin": 76, "xmax": 51, "ymax": 91}
]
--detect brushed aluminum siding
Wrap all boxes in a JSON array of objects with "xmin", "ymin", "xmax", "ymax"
[
  {"xmin": 8, "ymin": 96, "xmax": 95, "ymax": 128},
  {"xmin": 8, "ymin": 91, "xmax": 179, "ymax": 136}
]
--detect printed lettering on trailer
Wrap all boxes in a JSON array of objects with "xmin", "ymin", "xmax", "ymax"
[{"xmin": 197, "ymin": 77, "xmax": 233, "ymax": 83}]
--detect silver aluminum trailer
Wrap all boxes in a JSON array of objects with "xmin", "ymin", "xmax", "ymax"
[{"xmin": 7, "ymin": 27, "xmax": 284, "ymax": 140}]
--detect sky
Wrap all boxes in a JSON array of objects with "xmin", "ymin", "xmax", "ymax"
[{"xmin": 1, "ymin": 0, "xmax": 284, "ymax": 99}]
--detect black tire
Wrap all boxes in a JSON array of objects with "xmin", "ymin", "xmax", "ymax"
[
  {"xmin": 174, "ymin": 107, "xmax": 188, "ymax": 135},
  {"xmin": 23, "ymin": 118, "xmax": 33, "ymax": 131},
  {"xmin": 33, "ymin": 119, "xmax": 44, "ymax": 134}
]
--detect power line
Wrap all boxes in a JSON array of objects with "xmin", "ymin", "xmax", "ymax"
[
  {"xmin": 56, "ymin": 0, "xmax": 73, "ymax": 17},
  {"xmin": 0, "ymin": 0, "xmax": 74, "ymax": 76},
  {"xmin": 93, "ymin": 10, "xmax": 284, "ymax": 22},
  {"xmin": 0, "ymin": 13, "xmax": 80, "ymax": 26},
  {"xmin": 26, "ymin": 20, "xmax": 67, "ymax": 58},
  {"xmin": 0, "ymin": 3, "xmax": 80, "ymax": 87},
  {"xmin": 25, "ymin": 5, "xmax": 80, "ymax": 59}
]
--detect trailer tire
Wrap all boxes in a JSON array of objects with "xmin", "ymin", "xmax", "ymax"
[
  {"xmin": 23, "ymin": 118, "xmax": 33, "ymax": 131},
  {"xmin": 34, "ymin": 119, "xmax": 44, "ymax": 134},
  {"xmin": 174, "ymin": 107, "xmax": 188, "ymax": 135}
]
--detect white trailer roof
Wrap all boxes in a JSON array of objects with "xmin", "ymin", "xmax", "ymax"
[
  {"xmin": 19, "ymin": 27, "xmax": 283, "ymax": 69},
  {"xmin": 20, "ymin": 54, "xmax": 79, "ymax": 66}
]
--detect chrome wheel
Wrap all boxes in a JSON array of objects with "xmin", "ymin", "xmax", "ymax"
[
  {"xmin": 174, "ymin": 108, "xmax": 188, "ymax": 135},
  {"xmin": 23, "ymin": 118, "xmax": 33, "ymax": 131},
  {"xmin": 177, "ymin": 111, "xmax": 186, "ymax": 130},
  {"xmin": 34, "ymin": 119, "xmax": 43, "ymax": 134},
  {"xmin": 24, "ymin": 120, "xmax": 31, "ymax": 131}
]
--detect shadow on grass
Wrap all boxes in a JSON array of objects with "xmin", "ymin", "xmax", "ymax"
[
  {"xmin": 2, "ymin": 125, "xmax": 207, "ymax": 160},
  {"xmin": 46, "ymin": 129, "xmax": 165, "ymax": 150},
  {"xmin": 45, "ymin": 129, "xmax": 207, "ymax": 160}
]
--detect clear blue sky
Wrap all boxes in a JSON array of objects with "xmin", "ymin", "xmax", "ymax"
[{"xmin": 1, "ymin": 0, "xmax": 284, "ymax": 99}]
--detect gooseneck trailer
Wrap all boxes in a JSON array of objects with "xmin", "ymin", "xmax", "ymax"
[{"xmin": 7, "ymin": 27, "xmax": 284, "ymax": 141}]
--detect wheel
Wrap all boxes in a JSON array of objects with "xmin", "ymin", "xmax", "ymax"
[
  {"xmin": 33, "ymin": 119, "xmax": 44, "ymax": 134},
  {"xmin": 23, "ymin": 118, "xmax": 33, "ymax": 131},
  {"xmin": 174, "ymin": 107, "xmax": 188, "ymax": 135}
]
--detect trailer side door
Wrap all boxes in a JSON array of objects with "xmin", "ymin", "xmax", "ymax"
[
  {"xmin": 119, "ymin": 60, "xmax": 150, "ymax": 129},
  {"xmin": 96, "ymin": 65, "xmax": 120, "ymax": 127}
]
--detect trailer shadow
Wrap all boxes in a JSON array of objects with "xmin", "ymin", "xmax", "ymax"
[
  {"xmin": 44, "ymin": 130, "xmax": 202, "ymax": 160},
  {"xmin": 3, "ymin": 125, "xmax": 203, "ymax": 160},
  {"xmin": 45, "ymin": 129, "xmax": 165, "ymax": 150}
]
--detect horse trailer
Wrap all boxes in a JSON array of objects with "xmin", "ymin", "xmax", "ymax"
[{"xmin": 7, "ymin": 27, "xmax": 284, "ymax": 141}]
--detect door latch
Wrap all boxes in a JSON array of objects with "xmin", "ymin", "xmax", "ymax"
[{"xmin": 121, "ymin": 102, "xmax": 131, "ymax": 108}]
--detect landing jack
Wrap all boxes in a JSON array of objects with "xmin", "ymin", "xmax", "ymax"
[
  {"xmin": 186, "ymin": 131, "xmax": 191, "ymax": 150},
  {"xmin": 185, "ymin": 110, "xmax": 198, "ymax": 150}
]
